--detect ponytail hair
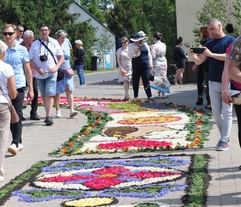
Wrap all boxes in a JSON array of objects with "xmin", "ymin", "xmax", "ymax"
[{"xmin": 176, "ymin": 36, "xmax": 183, "ymax": 45}]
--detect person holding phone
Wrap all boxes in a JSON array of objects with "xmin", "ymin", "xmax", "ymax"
[
  {"xmin": 195, "ymin": 27, "xmax": 211, "ymax": 109},
  {"xmin": 191, "ymin": 18, "xmax": 235, "ymax": 151}
]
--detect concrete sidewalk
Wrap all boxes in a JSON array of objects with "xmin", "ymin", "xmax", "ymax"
[{"xmin": 1, "ymin": 81, "xmax": 240, "ymax": 206}]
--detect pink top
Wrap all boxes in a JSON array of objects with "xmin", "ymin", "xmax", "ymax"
[{"xmin": 227, "ymin": 44, "xmax": 241, "ymax": 90}]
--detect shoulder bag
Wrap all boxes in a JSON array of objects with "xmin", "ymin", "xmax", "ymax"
[
  {"xmin": 0, "ymin": 86, "xmax": 19, "ymax": 124},
  {"xmin": 38, "ymin": 39, "xmax": 65, "ymax": 82}
]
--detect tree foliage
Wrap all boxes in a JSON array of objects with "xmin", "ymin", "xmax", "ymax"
[
  {"xmin": 233, "ymin": 0, "xmax": 241, "ymax": 29},
  {"xmin": 193, "ymin": 0, "xmax": 229, "ymax": 43},
  {"xmin": 0, "ymin": 0, "xmax": 75, "ymax": 34},
  {"xmin": 0, "ymin": 0, "xmax": 98, "ymax": 68},
  {"xmin": 194, "ymin": 0, "xmax": 241, "ymax": 42},
  {"xmin": 79, "ymin": 0, "xmax": 113, "ymax": 23},
  {"xmin": 106, "ymin": 0, "xmax": 176, "ymax": 61}
]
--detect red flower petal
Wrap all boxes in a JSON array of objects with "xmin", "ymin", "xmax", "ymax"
[
  {"xmin": 98, "ymin": 139, "xmax": 172, "ymax": 150},
  {"xmin": 93, "ymin": 166, "xmax": 130, "ymax": 175},
  {"xmin": 40, "ymin": 175, "xmax": 94, "ymax": 182},
  {"xmin": 84, "ymin": 177, "xmax": 123, "ymax": 189},
  {"xmin": 125, "ymin": 171, "xmax": 181, "ymax": 179}
]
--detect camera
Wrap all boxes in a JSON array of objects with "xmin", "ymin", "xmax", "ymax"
[{"xmin": 39, "ymin": 54, "xmax": 48, "ymax": 62}]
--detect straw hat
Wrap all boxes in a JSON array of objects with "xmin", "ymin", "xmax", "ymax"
[{"xmin": 130, "ymin": 31, "xmax": 147, "ymax": 42}]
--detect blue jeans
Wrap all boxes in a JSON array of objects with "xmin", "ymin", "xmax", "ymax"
[
  {"xmin": 75, "ymin": 65, "xmax": 86, "ymax": 85},
  {"xmin": 209, "ymin": 81, "xmax": 232, "ymax": 143}
]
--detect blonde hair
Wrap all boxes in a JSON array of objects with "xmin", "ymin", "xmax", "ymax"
[
  {"xmin": 3, "ymin": 24, "xmax": 16, "ymax": 31},
  {"xmin": 0, "ymin": 40, "xmax": 8, "ymax": 56}
]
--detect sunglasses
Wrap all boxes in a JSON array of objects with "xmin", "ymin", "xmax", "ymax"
[
  {"xmin": 122, "ymin": 41, "xmax": 128, "ymax": 44},
  {"xmin": 3, "ymin": 32, "xmax": 15, "ymax": 36}
]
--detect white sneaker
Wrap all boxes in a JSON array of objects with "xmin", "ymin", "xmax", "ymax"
[
  {"xmin": 18, "ymin": 143, "xmax": 23, "ymax": 151},
  {"xmin": 0, "ymin": 175, "xmax": 4, "ymax": 182},
  {"xmin": 56, "ymin": 110, "xmax": 62, "ymax": 118},
  {"xmin": 70, "ymin": 111, "xmax": 78, "ymax": 118},
  {"xmin": 8, "ymin": 143, "xmax": 19, "ymax": 155}
]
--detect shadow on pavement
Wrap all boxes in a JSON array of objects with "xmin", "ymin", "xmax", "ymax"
[{"xmin": 89, "ymin": 78, "xmax": 120, "ymax": 85}]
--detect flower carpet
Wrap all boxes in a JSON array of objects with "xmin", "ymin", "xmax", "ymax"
[
  {"xmin": 48, "ymin": 98, "xmax": 212, "ymax": 157},
  {"xmin": 6, "ymin": 97, "xmax": 211, "ymax": 206},
  {"xmin": 0, "ymin": 154, "xmax": 209, "ymax": 206}
]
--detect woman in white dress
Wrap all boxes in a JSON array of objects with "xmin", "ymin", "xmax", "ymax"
[
  {"xmin": 0, "ymin": 40, "xmax": 18, "ymax": 181},
  {"xmin": 116, "ymin": 37, "xmax": 132, "ymax": 100},
  {"xmin": 151, "ymin": 32, "xmax": 170, "ymax": 96}
]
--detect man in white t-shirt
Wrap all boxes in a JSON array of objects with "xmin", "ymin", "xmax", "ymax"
[{"xmin": 29, "ymin": 25, "xmax": 64, "ymax": 126}]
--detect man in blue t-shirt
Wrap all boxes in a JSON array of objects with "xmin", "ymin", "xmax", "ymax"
[
  {"xmin": 191, "ymin": 18, "xmax": 235, "ymax": 151},
  {"xmin": 3, "ymin": 24, "xmax": 34, "ymax": 155}
]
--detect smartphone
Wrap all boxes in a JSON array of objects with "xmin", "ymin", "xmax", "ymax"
[{"xmin": 191, "ymin": 47, "xmax": 206, "ymax": 54}]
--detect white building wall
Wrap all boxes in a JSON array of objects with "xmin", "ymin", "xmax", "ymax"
[
  {"xmin": 69, "ymin": 3, "xmax": 116, "ymax": 68},
  {"xmin": 176, "ymin": 0, "xmax": 205, "ymax": 45}
]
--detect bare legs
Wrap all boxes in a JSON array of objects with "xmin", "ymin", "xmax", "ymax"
[
  {"xmin": 123, "ymin": 80, "xmax": 130, "ymax": 99},
  {"xmin": 174, "ymin": 68, "xmax": 185, "ymax": 85},
  {"xmin": 54, "ymin": 87, "xmax": 77, "ymax": 118},
  {"xmin": 43, "ymin": 96, "xmax": 54, "ymax": 117}
]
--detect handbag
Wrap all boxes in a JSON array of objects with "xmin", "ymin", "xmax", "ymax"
[
  {"xmin": 0, "ymin": 86, "xmax": 19, "ymax": 124},
  {"xmin": 57, "ymin": 70, "xmax": 65, "ymax": 82},
  {"xmin": 38, "ymin": 39, "xmax": 64, "ymax": 82}
]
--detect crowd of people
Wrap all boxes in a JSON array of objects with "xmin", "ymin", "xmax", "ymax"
[
  {"xmin": 0, "ymin": 24, "xmax": 86, "ymax": 181},
  {"xmin": 117, "ymin": 31, "xmax": 170, "ymax": 101},
  {"xmin": 190, "ymin": 19, "xmax": 237, "ymax": 152},
  {"xmin": 117, "ymin": 19, "xmax": 241, "ymax": 155},
  {"xmin": 1, "ymin": 18, "xmax": 241, "ymax": 182}
]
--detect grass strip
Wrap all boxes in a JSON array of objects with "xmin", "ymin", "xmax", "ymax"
[
  {"xmin": 0, "ymin": 160, "xmax": 50, "ymax": 206},
  {"xmin": 182, "ymin": 154, "xmax": 210, "ymax": 207}
]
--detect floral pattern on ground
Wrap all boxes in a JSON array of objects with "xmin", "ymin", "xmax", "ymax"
[
  {"xmin": 63, "ymin": 197, "xmax": 116, "ymax": 207},
  {"xmin": 33, "ymin": 166, "xmax": 183, "ymax": 190},
  {"xmin": 9, "ymin": 154, "xmax": 209, "ymax": 206},
  {"xmin": 12, "ymin": 155, "xmax": 190, "ymax": 204},
  {"xmin": 48, "ymin": 99, "xmax": 211, "ymax": 156}
]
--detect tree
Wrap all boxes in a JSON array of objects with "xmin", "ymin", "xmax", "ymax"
[
  {"xmin": 193, "ymin": 0, "xmax": 230, "ymax": 43},
  {"xmin": 66, "ymin": 20, "xmax": 97, "ymax": 68},
  {"xmin": 0, "ymin": 0, "xmax": 75, "ymax": 34},
  {"xmin": 0, "ymin": 0, "xmax": 97, "ymax": 68},
  {"xmin": 106, "ymin": 0, "xmax": 176, "ymax": 61},
  {"xmin": 233, "ymin": 0, "xmax": 241, "ymax": 31},
  {"xmin": 106, "ymin": 0, "xmax": 152, "ymax": 37},
  {"xmin": 79, "ymin": 0, "xmax": 113, "ymax": 23},
  {"xmin": 142, "ymin": 0, "xmax": 176, "ymax": 61}
]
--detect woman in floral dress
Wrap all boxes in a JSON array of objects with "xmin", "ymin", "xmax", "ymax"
[
  {"xmin": 116, "ymin": 37, "xmax": 132, "ymax": 100},
  {"xmin": 151, "ymin": 32, "xmax": 170, "ymax": 96}
]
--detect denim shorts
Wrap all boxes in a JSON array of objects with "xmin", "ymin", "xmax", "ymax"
[
  {"xmin": 56, "ymin": 74, "xmax": 74, "ymax": 94},
  {"xmin": 37, "ymin": 74, "xmax": 57, "ymax": 97}
]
